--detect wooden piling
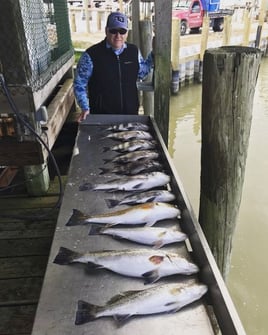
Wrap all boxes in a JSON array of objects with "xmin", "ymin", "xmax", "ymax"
[
  {"xmin": 199, "ymin": 46, "xmax": 261, "ymax": 279},
  {"xmin": 153, "ymin": 0, "xmax": 172, "ymax": 145}
]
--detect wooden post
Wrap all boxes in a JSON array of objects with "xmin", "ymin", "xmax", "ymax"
[
  {"xmin": 154, "ymin": 0, "xmax": 172, "ymax": 145},
  {"xmin": 199, "ymin": 46, "xmax": 261, "ymax": 279},
  {"xmin": 222, "ymin": 15, "xmax": 232, "ymax": 46},
  {"xmin": 200, "ymin": 15, "xmax": 210, "ymax": 61},
  {"xmin": 171, "ymin": 18, "xmax": 181, "ymax": 94},
  {"xmin": 139, "ymin": 19, "xmax": 153, "ymax": 116},
  {"xmin": 242, "ymin": 8, "xmax": 252, "ymax": 46},
  {"xmin": 131, "ymin": 0, "xmax": 140, "ymax": 48},
  {"xmin": 255, "ymin": 0, "xmax": 266, "ymax": 47}
]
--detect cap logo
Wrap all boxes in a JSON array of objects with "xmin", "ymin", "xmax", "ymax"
[{"xmin": 115, "ymin": 16, "xmax": 124, "ymax": 23}]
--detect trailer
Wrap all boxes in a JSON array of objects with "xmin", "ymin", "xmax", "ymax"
[{"xmin": 31, "ymin": 115, "xmax": 246, "ymax": 335}]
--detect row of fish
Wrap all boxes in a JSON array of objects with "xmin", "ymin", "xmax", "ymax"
[{"xmin": 54, "ymin": 121, "xmax": 207, "ymax": 327}]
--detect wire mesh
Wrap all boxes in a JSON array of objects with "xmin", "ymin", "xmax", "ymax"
[{"xmin": 0, "ymin": 0, "xmax": 74, "ymax": 92}]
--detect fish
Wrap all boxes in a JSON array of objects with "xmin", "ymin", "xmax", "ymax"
[
  {"xmin": 103, "ymin": 139, "xmax": 157, "ymax": 153},
  {"xmin": 105, "ymin": 190, "xmax": 176, "ymax": 208},
  {"xmin": 53, "ymin": 247, "xmax": 199, "ymax": 284},
  {"xmin": 89, "ymin": 225, "xmax": 187, "ymax": 248},
  {"xmin": 104, "ymin": 130, "xmax": 153, "ymax": 142},
  {"xmin": 75, "ymin": 282, "xmax": 208, "ymax": 325},
  {"xmin": 104, "ymin": 122, "xmax": 149, "ymax": 132},
  {"xmin": 66, "ymin": 202, "xmax": 180, "ymax": 227},
  {"xmin": 99, "ymin": 158, "xmax": 164, "ymax": 176},
  {"xmin": 103, "ymin": 150, "xmax": 159, "ymax": 164},
  {"xmin": 79, "ymin": 172, "xmax": 170, "ymax": 192}
]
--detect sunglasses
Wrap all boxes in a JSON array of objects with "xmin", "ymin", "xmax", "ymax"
[{"xmin": 109, "ymin": 28, "xmax": 127, "ymax": 35}]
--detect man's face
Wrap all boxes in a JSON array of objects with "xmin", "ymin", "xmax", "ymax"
[{"xmin": 106, "ymin": 27, "xmax": 128, "ymax": 50}]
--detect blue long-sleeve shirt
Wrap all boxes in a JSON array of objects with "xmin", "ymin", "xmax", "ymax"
[{"xmin": 74, "ymin": 41, "xmax": 154, "ymax": 112}]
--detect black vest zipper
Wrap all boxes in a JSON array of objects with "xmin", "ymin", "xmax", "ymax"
[{"xmin": 117, "ymin": 55, "xmax": 124, "ymax": 113}]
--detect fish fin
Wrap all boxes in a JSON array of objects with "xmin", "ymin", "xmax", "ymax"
[
  {"xmin": 99, "ymin": 167, "xmax": 109, "ymax": 175},
  {"xmin": 142, "ymin": 270, "xmax": 160, "ymax": 284},
  {"xmin": 105, "ymin": 198, "xmax": 120, "ymax": 208},
  {"xmin": 88, "ymin": 225, "xmax": 102, "ymax": 236},
  {"xmin": 152, "ymin": 240, "xmax": 164, "ymax": 249},
  {"xmin": 66, "ymin": 209, "xmax": 87, "ymax": 226},
  {"xmin": 79, "ymin": 182, "xmax": 93, "ymax": 191},
  {"xmin": 145, "ymin": 220, "xmax": 157, "ymax": 227},
  {"xmin": 132, "ymin": 183, "xmax": 143, "ymax": 190},
  {"xmin": 113, "ymin": 314, "xmax": 132, "ymax": 325},
  {"xmin": 87, "ymin": 261, "xmax": 105, "ymax": 270},
  {"xmin": 53, "ymin": 247, "xmax": 81, "ymax": 265},
  {"xmin": 102, "ymin": 147, "xmax": 110, "ymax": 153},
  {"xmin": 75, "ymin": 300, "xmax": 102, "ymax": 325}
]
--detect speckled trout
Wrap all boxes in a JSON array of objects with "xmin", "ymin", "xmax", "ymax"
[
  {"xmin": 66, "ymin": 202, "xmax": 180, "ymax": 227},
  {"xmin": 75, "ymin": 282, "xmax": 207, "ymax": 325},
  {"xmin": 79, "ymin": 171, "xmax": 170, "ymax": 192},
  {"xmin": 104, "ymin": 130, "xmax": 153, "ymax": 141},
  {"xmin": 105, "ymin": 190, "xmax": 176, "ymax": 207},
  {"xmin": 89, "ymin": 225, "xmax": 187, "ymax": 248},
  {"xmin": 53, "ymin": 247, "xmax": 199, "ymax": 284},
  {"xmin": 104, "ymin": 122, "xmax": 149, "ymax": 132}
]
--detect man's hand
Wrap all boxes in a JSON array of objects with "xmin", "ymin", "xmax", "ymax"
[{"xmin": 77, "ymin": 110, "xmax": 90, "ymax": 122}]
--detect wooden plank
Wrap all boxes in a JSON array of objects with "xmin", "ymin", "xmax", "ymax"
[
  {"xmin": 0, "ymin": 277, "xmax": 43, "ymax": 306},
  {"xmin": 0, "ymin": 221, "xmax": 55, "ymax": 240},
  {"xmin": 0, "ymin": 304, "xmax": 36, "ymax": 335},
  {"xmin": 0, "ymin": 255, "xmax": 48, "ymax": 279},
  {"xmin": 0, "ymin": 195, "xmax": 62, "ymax": 210},
  {"xmin": 0, "ymin": 167, "xmax": 19, "ymax": 188},
  {"xmin": 45, "ymin": 79, "xmax": 75, "ymax": 154},
  {"xmin": 0, "ymin": 141, "xmax": 43, "ymax": 166},
  {"xmin": 0, "ymin": 238, "xmax": 52, "ymax": 257}
]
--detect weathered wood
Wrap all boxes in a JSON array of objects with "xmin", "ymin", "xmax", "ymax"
[
  {"xmin": 0, "ymin": 277, "xmax": 43, "ymax": 306},
  {"xmin": 0, "ymin": 305, "xmax": 36, "ymax": 335},
  {"xmin": 199, "ymin": 46, "xmax": 261, "ymax": 279},
  {"xmin": 0, "ymin": 238, "xmax": 52, "ymax": 257},
  {"xmin": 131, "ymin": 0, "xmax": 140, "ymax": 48},
  {"xmin": 154, "ymin": 0, "xmax": 172, "ymax": 145},
  {"xmin": 0, "ymin": 141, "xmax": 43, "ymax": 166},
  {"xmin": 139, "ymin": 19, "xmax": 154, "ymax": 115},
  {"xmin": 0, "ymin": 255, "xmax": 49, "ymax": 279},
  {"xmin": 222, "ymin": 15, "xmax": 232, "ymax": 46}
]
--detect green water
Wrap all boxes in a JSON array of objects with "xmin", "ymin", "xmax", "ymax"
[{"xmin": 168, "ymin": 58, "xmax": 268, "ymax": 335}]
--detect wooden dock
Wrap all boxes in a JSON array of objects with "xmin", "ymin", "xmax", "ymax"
[{"xmin": 0, "ymin": 121, "xmax": 77, "ymax": 334}]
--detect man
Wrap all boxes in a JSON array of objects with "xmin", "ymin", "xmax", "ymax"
[{"xmin": 74, "ymin": 12, "xmax": 154, "ymax": 121}]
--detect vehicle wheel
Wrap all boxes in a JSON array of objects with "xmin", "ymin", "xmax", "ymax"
[{"xmin": 180, "ymin": 21, "xmax": 187, "ymax": 35}]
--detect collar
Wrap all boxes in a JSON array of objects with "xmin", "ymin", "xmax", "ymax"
[{"xmin": 105, "ymin": 40, "xmax": 127, "ymax": 56}]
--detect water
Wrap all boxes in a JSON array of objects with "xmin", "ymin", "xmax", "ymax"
[{"xmin": 169, "ymin": 58, "xmax": 268, "ymax": 335}]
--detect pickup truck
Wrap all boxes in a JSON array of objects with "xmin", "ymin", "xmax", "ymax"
[{"xmin": 172, "ymin": 0, "xmax": 234, "ymax": 35}]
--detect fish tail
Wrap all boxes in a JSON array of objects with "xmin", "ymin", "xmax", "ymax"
[
  {"xmin": 53, "ymin": 246, "xmax": 81, "ymax": 265},
  {"xmin": 75, "ymin": 300, "xmax": 102, "ymax": 325},
  {"xmin": 66, "ymin": 209, "xmax": 88, "ymax": 226},
  {"xmin": 88, "ymin": 224, "xmax": 103, "ymax": 236},
  {"xmin": 79, "ymin": 182, "xmax": 93, "ymax": 191},
  {"xmin": 105, "ymin": 198, "xmax": 120, "ymax": 208},
  {"xmin": 99, "ymin": 167, "xmax": 109, "ymax": 175},
  {"xmin": 102, "ymin": 147, "xmax": 110, "ymax": 153}
]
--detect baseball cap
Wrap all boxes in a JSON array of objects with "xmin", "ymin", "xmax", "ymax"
[{"xmin": 106, "ymin": 12, "xmax": 128, "ymax": 30}]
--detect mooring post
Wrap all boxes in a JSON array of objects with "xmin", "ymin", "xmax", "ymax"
[
  {"xmin": 198, "ymin": 46, "xmax": 261, "ymax": 280},
  {"xmin": 153, "ymin": 0, "xmax": 172, "ymax": 145},
  {"xmin": 171, "ymin": 18, "xmax": 180, "ymax": 94},
  {"xmin": 139, "ymin": 18, "xmax": 154, "ymax": 115}
]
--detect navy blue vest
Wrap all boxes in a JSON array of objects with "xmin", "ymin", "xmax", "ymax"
[{"xmin": 86, "ymin": 39, "xmax": 139, "ymax": 114}]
